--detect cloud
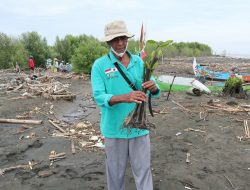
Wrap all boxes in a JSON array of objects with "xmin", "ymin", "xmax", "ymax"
[
  {"xmin": 1, "ymin": 0, "xmax": 250, "ymax": 54},
  {"xmin": 0, "ymin": 0, "xmax": 79, "ymax": 16},
  {"xmin": 0, "ymin": 0, "xmax": 143, "ymax": 16}
]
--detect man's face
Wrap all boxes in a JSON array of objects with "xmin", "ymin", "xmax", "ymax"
[{"xmin": 109, "ymin": 36, "xmax": 128, "ymax": 53}]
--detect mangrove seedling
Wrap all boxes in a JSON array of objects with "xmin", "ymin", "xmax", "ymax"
[{"xmin": 124, "ymin": 40, "xmax": 173, "ymax": 130}]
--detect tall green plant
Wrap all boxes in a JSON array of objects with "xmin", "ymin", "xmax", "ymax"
[{"xmin": 124, "ymin": 40, "xmax": 172, "ymax": 129}]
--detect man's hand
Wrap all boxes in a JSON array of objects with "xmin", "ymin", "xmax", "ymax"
[
  {"xmin": 142, "ymin": 80, "xmax": 158, "ymax": 94},
  {"xmin": 126, "ymin": 91, "xmax": 146, "ymax": 104},
  {"xmin": 109, "ymin": 91, "xmax": 146, "ymax": 106}
]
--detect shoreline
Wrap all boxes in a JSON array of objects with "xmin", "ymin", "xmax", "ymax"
[{"xmin": 226, "ymin": 54, "xmax": 250, "ymax": 59}]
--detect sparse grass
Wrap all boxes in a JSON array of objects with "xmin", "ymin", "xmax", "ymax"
[{"xmin": 157, "ymin": 80, "xmax": 250, "ymax": 93}]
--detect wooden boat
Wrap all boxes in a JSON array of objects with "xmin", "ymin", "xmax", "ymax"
[
  {"xmin": 241, "ymin": 75, "xmax": 250, "ymax": 82},
  {"xmin": 157, "ymin": 78, "xmax": 250, "ymax": 93},
  {"xmin": 157, "ymin": 76, "xmax": 192, "ymax": 92},
  {"xmin": 157, "ymin": 75, "xmax": 211, "ymax": 93},
  {"xmin": 193, "ymin": 57, "xmax": 250, "ymax": 82},
  {"xmin": 193, "ymin": 57, "xmax": 232, "ymax": 81},
  {"xmin": 157, "ymin": 80, "xmax": 191, "ymax": 92}
]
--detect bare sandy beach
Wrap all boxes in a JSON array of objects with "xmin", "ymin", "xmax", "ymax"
[{"xmin": 0, "ymin": 56, "xmax": 250, "ymax": 190}]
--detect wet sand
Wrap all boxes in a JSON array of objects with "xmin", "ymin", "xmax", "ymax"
[{"xmin": 0, "ymin": 57, "xmax": 250, "ymax": 190}]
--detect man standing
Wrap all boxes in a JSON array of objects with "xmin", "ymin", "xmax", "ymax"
[
  {"xmin": 91, "ymin": 20, "xmax": 160, "ymax": 190},
  {"xmin": 29, "ymin": 56, "xmax": 35, "ymax": 72}
]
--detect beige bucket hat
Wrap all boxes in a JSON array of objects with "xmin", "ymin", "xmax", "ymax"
[{"xmin": 102, "ymin": 20, "xmax": 134, "ymax": 42}]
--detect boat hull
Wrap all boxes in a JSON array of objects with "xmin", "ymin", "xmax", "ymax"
[
  {"xmin": 193, "ymin": 57, "xmax": 250, "ymax": 82},
  {"xmin": 242, "ymin": 75, "xmax": 250, "ymax": 82}
]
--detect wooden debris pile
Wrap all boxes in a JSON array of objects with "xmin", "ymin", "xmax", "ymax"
[
  {"xmin": 199, "ymin": 100, "xmax": 250, "ymax": 141},
  {"xmin": 27, "ymin": 81, "xmax": 76, "ymax": 101},
  {"xmin": 49, "ymin": 119, "xmax": 104, "ymax": 153},
  {"xmin": 168, "ymin": 98, "xmax": 250, "ymax": 137},
  {"xmin": 201, "ymin": 100, "xmax": 250, "ymax": 115},
  {"xmin": 0, "ymin": 70, "xmax": 76, "ymax": 101},
  {"xmin": 167, "ymin": 97, "xmax": 250, "ymax": 120}
]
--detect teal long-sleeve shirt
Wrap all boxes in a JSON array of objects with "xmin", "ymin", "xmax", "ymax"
[{"xmin": 91, "ymin": 51, "xmax": 160, "ymax": 138}]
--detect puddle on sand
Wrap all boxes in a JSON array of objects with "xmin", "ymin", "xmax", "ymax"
[{"xmin": 62, "ymin": 111, "xmax": 89, "ymax": 123}]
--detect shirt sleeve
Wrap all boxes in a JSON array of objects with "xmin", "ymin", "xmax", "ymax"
[
  {"xmin": 91, "ymin": 62, "xmax": 113, "ymax": 108},
  {"xmin": 150, "ymin": 75, "xmax": 161, "ymax": 98}
]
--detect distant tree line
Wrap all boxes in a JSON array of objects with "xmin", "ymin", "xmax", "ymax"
[
  {"xmin": 0, "ymin": 32, "xmax": 212, "ymax": 73},
  {"xmin": 128, "ymin": 40, "xmax": 212, "ymax": 57}
]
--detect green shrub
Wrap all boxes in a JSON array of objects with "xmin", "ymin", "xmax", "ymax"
[
  {"xmin": 222, "ymin": 77, "xmax": 247, "ymax": 98},
  {"xmin": 0, "ymin": 33, "xmax": 14, "ymax": 69},
  {"xmin": 20, "ymin": 32, "xmax": 49, "ymax": 67},
  {"xmin": 71, "ymin": 40, "xmax": 108, "ymax": 74},
  {"xmin": 12, "ymin": 41, "xmax": 29, "ymax": 69}
]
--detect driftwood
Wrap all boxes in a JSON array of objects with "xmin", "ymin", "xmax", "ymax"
[
  {"xmin": 186, "ymin": 153, "xmax": 190, "ymax": 163},
  {"xmin": 9, "ymin": 96, "xmax": 27, "ymax": 100},
  {"xmin": 237, "ymin": 120, "xmax": 250, "ymax": 141},
  {"xmin": 13, "ymin": 84, "xmax": 23, "ymax": 91},
  {"xmin": 49, "ymin": 152, "xmax": 66, "ymax": 162},
  {"xmin": 171, "ymin": 99, "xmax": 192, "ymax": 113},
  {"xmin": 196, "ymin": 111, "xmax": 209, "ymax": 122},
  {"xmin": 48, "ymin": 120, "xmax": 66, "ymax": 133},
  {"xmin": 0, "ymin": 161, "xmax": 38, "ymax": 176},
  {"xmin": 51, "ymin": 94, "xmax": 76, "ymax": 101},
  {"xmin": 149, "ymin": 108, "xmax": 168, "ymax": 115},
  {"xmin": 223, "ymin": 175, "xmax": 237, "ymax": 189},
  {"xmin": 0, "ymin": 118, "xmax": 42, "ymax": 125},
  {"xmin": 204, "ymin": 104, "xmax": 237, "ymax": 112},
  {"xmin": 37, "ymin": 170, "xmax": 54, "ymax": 178},
  {"xmin": 184, "ymin": 128, "xmax": 206, "ymax": 133},
  {"xmin": 244, "ymin": 120, "xmax": 250, "ymax": 138},
  {"xmin": 71, "ymin": 139, "xmax": 76, "ymax": 154},
  {"xmin": 34, "ymin": 109, "xmax": 50, "ymax": 118}
]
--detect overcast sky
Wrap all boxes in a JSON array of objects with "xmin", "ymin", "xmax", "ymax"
[{"xmin": 1, "ymin": 0, "xmax": 250, "ymax": 56}]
